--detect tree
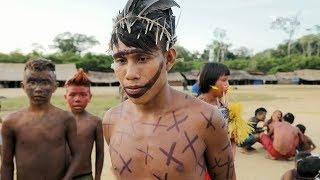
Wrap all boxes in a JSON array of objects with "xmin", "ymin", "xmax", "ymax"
[
  {"xmin": 52, "ymin": 32, "xmax": 99, "ymax": 54},
  {"xmin": 209, "ymin": 28, "xmax": 231, "ymax": 62},
  {"xmin": 175, "ymin": 45, "xmax": 193, "ymax": 61},
  {"xmin": 271, "ymin": 14, "xmax": 300, "ymax": 57},
  {"xmin": 312, "ymin": 25, "xmax": 320, "ymax": 56},
  {"xmin": 233, "ymin": 46, "xmax": 252, "ymax": 59}
]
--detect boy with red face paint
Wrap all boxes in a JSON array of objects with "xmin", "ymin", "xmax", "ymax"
[{"xmin": 64, "ymin": 69, "xmax": 104, "ymax": 180}]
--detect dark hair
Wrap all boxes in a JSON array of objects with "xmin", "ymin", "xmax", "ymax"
[
  {"xmin": 296, "ymin": 124, "xmax": 306, "ymax": 134},
  {"xmin": 296, "ymin": 152, "xmax": 311, "ymax": 162},
  {"xmin": 255, "ymin": 107, "xmax": 267, "ymax": 116},
  {"xmin": 110, "ymin": 4, "xmax": 177, "ymax": 53},
  {"xmin": 283, "ymin": 113, "xmax": 295, "ymax": 124},
  {"xmin": 199, "ymin": 63, "xmax": 230, "ymax": 94},
  {"xmin": 297, "ymin": 156, "xmax": 320, "ymax": 178},
  {"xmin": 25, "ymin": 58, "xmax": 55, "ymax": 72}
]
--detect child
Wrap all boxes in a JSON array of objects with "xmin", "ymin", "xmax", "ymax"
[
  {"xmin": 240, "ymin": 107, "xmax": 267, "ymax": 152},
  {"xmin": 296, "ymin": 124, "xmax": 316, "ymax": 153},
  {"xmin": 64, "ymin": 69, "xmax": 104, "ymax": 180}
]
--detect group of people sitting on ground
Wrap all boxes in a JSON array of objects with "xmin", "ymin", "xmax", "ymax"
[{"xmin": 240, "ymin": 108, "xmax": 316, "ymax": 159}]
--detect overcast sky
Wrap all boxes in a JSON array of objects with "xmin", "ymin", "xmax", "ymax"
[{"xmin": 0, "ymin": 0, "xmax": 319, "ymax": 54}]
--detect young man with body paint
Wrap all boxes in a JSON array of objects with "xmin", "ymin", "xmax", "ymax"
[{"xmin": 102, "ymin": 1, "xmax": 236, "ymax": 179}]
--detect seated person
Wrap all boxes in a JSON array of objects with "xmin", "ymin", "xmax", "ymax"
[
  {"xmin": 296, "ymin": 124, "xmax": 316, "ymax": 153},
  {"xmin": 240, "ymin": 107, "xmax": 267, "ymax": 152},
  {"xmin": 259, "ymin": 115, "xmax": 299, "ymax": 160},
  {"xmin": 282, "ymin": 153, "xmax": 320, "ymax": 180},
  {"xmin": 264, "ymin": 110, "xmax": 282, "ymax": 132}
]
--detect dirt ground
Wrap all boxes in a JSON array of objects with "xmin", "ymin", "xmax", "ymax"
[{"xmin": 0, "ymin": 85, "xmax": 319, "ymax": 180}]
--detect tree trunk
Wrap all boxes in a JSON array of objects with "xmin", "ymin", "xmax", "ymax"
[
  {"xmin": 287, "ymin": 41, "xmax": 291, "ymax": 57},
  {"xmin": 317, "ymin": 42, "xmax": 320, "ymax": 57},
  {"xmin": 307, "ymin": 41, "xmax": 312, "ymax": 57}
]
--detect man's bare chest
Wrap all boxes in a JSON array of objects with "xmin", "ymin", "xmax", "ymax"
[
  {"xmin": 15, "ymin": 118, "xmax": 66, "ymax": 146},
  {"xmin": 108, "ymin": 113, "xmax": 207, "ymax": 178}
]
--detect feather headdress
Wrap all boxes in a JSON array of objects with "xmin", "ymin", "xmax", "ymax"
[{"xmin": 112, "ymin": 0, "xmax": 180, "ymax": 50}]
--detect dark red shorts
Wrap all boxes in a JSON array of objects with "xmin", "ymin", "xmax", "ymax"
[{"xmin": 260, "ymin": 134, "xmax": 295, "ymax": 159}]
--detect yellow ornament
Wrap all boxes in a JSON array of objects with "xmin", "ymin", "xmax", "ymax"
[{"xmin": 228, "ymin": 102, "xmax": 254, "ymax": 144}]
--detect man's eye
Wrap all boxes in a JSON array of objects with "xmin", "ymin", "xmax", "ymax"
[
  {"xmin": 137, "ymin": 57, "xmax": 148, "ymax": 63},
  {"xmin": 115, "ymin": 58, "xmax": 126, "ymax": 64},
  {"xmin": 28, "ymin": 81, "xmax": 36, "ymax": 85}
]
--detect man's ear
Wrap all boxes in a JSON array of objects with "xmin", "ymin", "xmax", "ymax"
[
  {"xmin": 165, "ymin": 48, "xmax": 176, "ymax": 72},
  {"xmin": 53, "ymin": 81, "xmax": 58, "ymax": 92},
  {"xmin": 21, "ymin": 81, "xmax": 25, "ymax": 90}
]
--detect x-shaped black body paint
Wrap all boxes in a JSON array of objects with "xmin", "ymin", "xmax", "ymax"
[
  {"xmin": 143, "ymin": 117, "xmax": 167, "ymax": 133},
  {"xmin": 159, "ymin": 142, "xmax": 184, "ymax": 167},
  {"xmin": 197, "ymin": 160, "xmax": 206, "ymax": 176},
  {"xmin": 167, "ymin": 112, "xmax": 188, "ymax": 132},
  {"xmin": 182, "ymin": 131, "xmax": 198, "ymax": 160},
  {"xmin": 200, "ymin": 111, "xmax": 216, "ymax": 131},
  {"xmin": 153, "ymin": 173, "xmax": 168, "ymax": 180},
  {"xmin": 136, "ymin": 145, "xmax": 154, "ymax": 165},
  {"xmin": 119, "ymin": 154, "xmax": 133, "ymax": 175}
]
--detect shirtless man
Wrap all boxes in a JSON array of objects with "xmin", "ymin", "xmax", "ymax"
[
  {"xmin": 260, "ymin": 113, "xmax": 299, "ymax": 160},
  {"xmin": 264, "ymin": 110, "xmax": 282, "ymax": 132},
  {"xmin": 64, "ymin": 69, "xmax": 104, "ymax": 180},
  {"xmin": 1, "ymin": 58, "xmax": 81, "ymax": 180},
  {"xmin": 103, "ymin": 1, "xmax": 235, "ymax": 179}
]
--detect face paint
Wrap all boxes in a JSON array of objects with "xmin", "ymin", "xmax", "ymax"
[
  {"xmin": 124, "ymin": 60, "xmax": 164, "ymax": 98},
  {"xmin": 23, "ymin": 70, "xmax": 56, "ymax": 105},
  {"xmin": 65, "ymin": 86, "xmax": 91, "ymax": 113}
]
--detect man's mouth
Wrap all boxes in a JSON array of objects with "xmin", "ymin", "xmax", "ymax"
[
  {"xmin": 33, "ymin": 95, "xmax": 46, "ymax": 100},
  {"xmin": 124, "ymin": 86, "xmax": 148, "ymax": 99}
]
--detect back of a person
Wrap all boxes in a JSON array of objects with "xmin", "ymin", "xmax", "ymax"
[{"xmin": 273, "ymin": 122, "xmax": 299, "ymax": 155}]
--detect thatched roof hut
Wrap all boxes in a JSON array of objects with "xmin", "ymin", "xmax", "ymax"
[
  {"xmin": 0, "ymin": 63, "xmax": 77, "ymax": 87},
  {"xmin": 87, "ymin": 71, "xmax": 119, "ymax": 86},
  {"xmin": 275, "ymin": 72, "xmax": 299, "ymax": 84},
  {"xmin": 294, "ymin": 69, "xmax": 320, "ymax": 84}
]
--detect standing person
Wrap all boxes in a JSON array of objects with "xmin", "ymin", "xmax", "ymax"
[
  {"xmin": 1, "ymin": 58, "xmax": 81, "ymax": 180},
  {"xmin": 64, "ymin": 69, "xmax": 104, "ymax": 180},
  {"xmin": 103, "ymin": 0, "xmax": 236, "ymax": 179},
  {"xmin": 197, "ymin": 63, "xmax": 236, "ymax": 154}
]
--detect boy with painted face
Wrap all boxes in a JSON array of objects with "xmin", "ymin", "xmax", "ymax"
[
  {"xmin": 64, "ymin": 69, "xmax": 104, "ymax": 180},
  {"xmin": 1, "ymin": 58, "xmax": 81, "ymax": 180},
  {"xmin": 103, "ymin": 0, "xmax": 235, "ymax": 180}
]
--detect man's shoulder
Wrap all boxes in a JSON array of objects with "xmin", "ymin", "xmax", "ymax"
[
  {"xmin": 50, "ymin": 106, "xmax": 74, "ymax": 121},
  {"xmin": 86, "ymin": 112, "xmax": 102, "ymax": 124},
  {"xmin": 3, "ymin": 108, "xmax": 27, "ymax": 124},
  {"xmin": 102, "ymin": 102, "xmax": 124, "ymax": 123}
]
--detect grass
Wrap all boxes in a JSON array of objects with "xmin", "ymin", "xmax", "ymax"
[{"xmin": 0, "ymin": 95, "xmax": 120, "ymax": 118}]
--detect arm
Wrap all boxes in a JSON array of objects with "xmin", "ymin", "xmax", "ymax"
[
  {"xmin": 266, "ymin": 125, "xmax": 274, "ymax": 137},
  {"xmin": 307, "ymin": 136, "xmax": 316, "ymax": 151},
  {"xmin": 204, "ymin": 110, "xmax": 236, "ymax": 180},
  {"xmin": 1, "ymin": 119, "xmax": 15, "ymax": 180},
  {"xmin": 95, "ymin": 120, "xmax": 104, "ymax": 180},
  {"xmin": 63, "ymin": 115, "xmax": 81, "ymax": 180}
]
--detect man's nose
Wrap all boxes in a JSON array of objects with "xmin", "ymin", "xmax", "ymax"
[
  {"xmin": 74, "ymin": 95, "xmax": 81, "ymax": 102},
  {"xmin": 125, "ymin": 63, "xmax": 140, "ymax": 80},
  {"xmin": 34, "ymin": 84, "xmax": 43, "ymax": 93}
]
